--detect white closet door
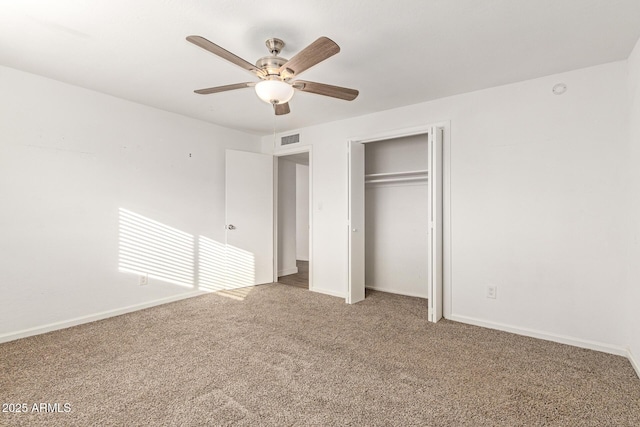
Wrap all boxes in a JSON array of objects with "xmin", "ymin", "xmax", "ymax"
[
  {"xmin": 427, "ymin": 127, "xmax": 444, "ymax": 322},
  {"xmin": 348, "ymin": 140, "xmax": 366, "ymax": 304},
  {"xmin": 225, "ymin": 149, "xmax": 274, "ymax": 286}
]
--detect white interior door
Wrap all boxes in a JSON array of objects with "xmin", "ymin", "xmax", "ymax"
[
  {"xmin": 427, "ymin": 127, "xmax": 444, "ymax": 322},
  {"xmin": 348, "ymin": 140, "xmax": 365, "ymax": 304},
  {"xmin": 226, "ymin": 150, "xmax": 274, "ymax": 286}
]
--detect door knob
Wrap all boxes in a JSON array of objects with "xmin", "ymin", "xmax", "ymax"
[{"xmin": 227, "ymin": 224, "xmax": 236, "ymax": 230}]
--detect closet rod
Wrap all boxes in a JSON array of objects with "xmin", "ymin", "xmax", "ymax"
[
  {"xmin": 365, "ymin": 176, "xmax": 429, "ymax": 184},
  {"xmin": 364, "ymin": 169, "xmax": 428, "ymax": 179}
]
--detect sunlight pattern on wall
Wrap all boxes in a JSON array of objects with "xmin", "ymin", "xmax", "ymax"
[
  {"xmin": 198, "ymin": 236, "xmax": 227, "ymax": 291},
  {"xmin": 197, "ymin": 236, "xmax": 255, "ymax": 291},
  {"xmin": 225, "ymin": 245, "xmax": 256, "ymax": 289},
  {"xmin": 118, "ymin": 208, "xmax": 257, "ymax": 300},
  {"xmin": 118, "ymin": 208, "xmax": 194, "ymax": 287}
]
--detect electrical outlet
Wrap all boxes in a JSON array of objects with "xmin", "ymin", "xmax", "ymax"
[
  {"xmin": 486, "ymin": 285, "xmax": 497, "ymax": 299},
  {"xmin": 139, "ymin": 274, "xmax": 149, "ymax": 286}
]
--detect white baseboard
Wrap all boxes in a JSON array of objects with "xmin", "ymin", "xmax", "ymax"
[
  {"xmin": 365, "ymin": 286, "xmax": 428, "ymax": 299},
  {"xmin": 278, "ymin": 267, "xmax": 299, "ymax": 277},
  {"xmin": 311, "ymin": 287, "xmax": 345, "ymax": 299},
  {"xmin": 448, "ymin": 314, "xmax": 628, "ymax": 357},
  {"xmin": 628, "ymin": 348, "xmax": 640, "ymax": 379},
  {"xmin": 0, "ymin": 291, "xmax": 206, "ymax": 344}
]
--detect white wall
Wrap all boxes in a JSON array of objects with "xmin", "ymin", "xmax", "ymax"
[
  {"xmin": 277, "ymin": 159, "xmax": 298, "ymax": 276},
  {"xmin": 626, "ymin": 37, "xmax": 640, "ymax": 372},
  {"xmin": 364, "ymin": 134, "xmax": 429, "ymax": 174},
  {"xmin": 263, "ymin": 60, "xmax": 629, "ymax": 352},
  {"xmin": 364, "ymin": 136, "xmax": 429, "ymax": 297},
  {"xmin": 296, "ymin": 164, "xmax": 310, "ymax": 261},
  {"xmin": 0, "ymin": 66, "xmax": 261, "ymax": 339}
]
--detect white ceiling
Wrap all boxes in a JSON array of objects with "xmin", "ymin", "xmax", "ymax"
[{"xmin": 2, "ymin": 0, "xmax": 640, "ymax": 135}]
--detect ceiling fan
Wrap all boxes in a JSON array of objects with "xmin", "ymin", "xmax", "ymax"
[{"xmin": 186, "ymin": 35, "xmax": 359, "ymax": 115}]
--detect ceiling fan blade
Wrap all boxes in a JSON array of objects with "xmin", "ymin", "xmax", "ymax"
[
  {"xmin": 194, "ymin": 82, "xmax": 255, "ymax": 95},
  {"xmin": 292, "ymin": 80, "xmax": 359, "ymax": 101},
  {"xmin": 274, "ymin": 102, "xmax": 291, "ymax": 115},
  {"xmin": 187, "ymin": 35, "xmax": 264, "ymax": 77},
  {"xmin": 278, "ymin": 37, "xmax": 340, "ymax": 77}
]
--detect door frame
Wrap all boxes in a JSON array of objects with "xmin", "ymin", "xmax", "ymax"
[
  {"xmin": 347, "ymin": 121, "xmax": 452, "ymax": 321},
  {"xmin": 273, "ymin": 145, "xmax": 313, "ymax": 291}
]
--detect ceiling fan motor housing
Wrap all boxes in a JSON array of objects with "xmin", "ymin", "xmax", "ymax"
[{"xmin": 256, "ymin": 56, "xmax": 288, "ymax": 78}]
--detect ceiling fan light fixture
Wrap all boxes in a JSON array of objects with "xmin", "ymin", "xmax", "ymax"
[{"xmin": 255, "ymin": 80, "xmax": 294, "ymax": 104}]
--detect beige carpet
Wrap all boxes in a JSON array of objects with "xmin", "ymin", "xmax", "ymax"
[{"xmin": 1, "ymin": 284, "xmax": 639, "ymax": 426}]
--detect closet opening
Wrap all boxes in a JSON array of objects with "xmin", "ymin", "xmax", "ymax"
[
  {"xmin": 364, "ymin": 134, "xmax": 429, "ymax": 299},
  {"xmin": 348, "ymin": 125, "xmax": 446, "ymax": 322},
  {"xmin": 275, "ymin": 151, "xmax": 311, "ymax": 290}
]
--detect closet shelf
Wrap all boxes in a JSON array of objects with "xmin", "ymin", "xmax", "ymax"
[{"xmin": 365, "ymin": 169, "xmax": 428, "ymax": 184}]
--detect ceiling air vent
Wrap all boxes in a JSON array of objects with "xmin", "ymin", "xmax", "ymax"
[{"xmin": 281, "ymin": 134, "xmax": 300, "ymax": 146}]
